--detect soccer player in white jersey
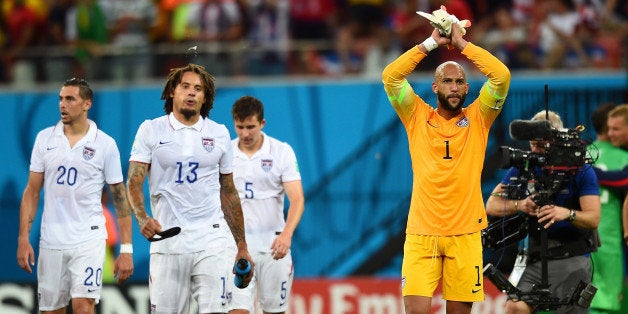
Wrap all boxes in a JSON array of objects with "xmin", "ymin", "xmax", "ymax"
[
  {"xmin": 126, "ymin": 63, "xmax": 254, "ymax": 314},
  {"xmin": 227, "ymin": 96, "xmax": 305, "ymax": 314},
  {"xmin": 17, "ymin": 78, "xmax": 134, "ymax": 314}
]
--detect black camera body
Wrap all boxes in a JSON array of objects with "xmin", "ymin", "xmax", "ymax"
[
  {"xmin": 500, "ymin": 120, "xmax": 590, "ymax": 171},
  {"xmin": 498, "ymin": 120, "xmax": 591, "ymax": 205},
  {"xmin": 483, "ymin": 121, "xmax": 592, "ymax": 249},
  {"xmin": 482, "ymin": 117, "xmax": 597, "ymax": 310}
]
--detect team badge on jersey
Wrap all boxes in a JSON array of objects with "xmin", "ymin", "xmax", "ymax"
[
  {"xmin": 261, "ymin": 159, "xmax": 273, "ymax": 172},
  {"xmin": 202, "ymin": 138, "xmax": 215, "ymax": 152},
  {"xmin": 456, "ymin": 116, "xmax": 470, "ymax": 127},
  {"xmin": 83, "ymin": 147, "xmax": 95, "ymax": 160}
]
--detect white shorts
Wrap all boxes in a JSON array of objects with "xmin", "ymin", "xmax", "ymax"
[
  {"xmin": 37, "ymin": 239, "xmax": 106, "ymax": 311},
  {"xmin": 228, "ymin": 251, "xmax": 294, "ymax": 313},
  {"xmin": 149, "ymin": 246, "xmax": 231, "ymax": 314}
]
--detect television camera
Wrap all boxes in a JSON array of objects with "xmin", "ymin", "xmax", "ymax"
[{"xmin": 482, "ymin": 102, "xmax": 597, "ymax": 311}]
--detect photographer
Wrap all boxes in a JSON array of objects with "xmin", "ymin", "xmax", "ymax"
[{"xmin": 485, "ymin": 110, "xmax": 600, "ymax": 314}]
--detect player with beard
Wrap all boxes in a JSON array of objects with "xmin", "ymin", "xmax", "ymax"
[
  {"xmin": 382, "ymin": 23, "xmax": 511, "ymax": 314},
  {"xmin": 126, "ymin": 63, "xmax": 253, "ymax": 313}
]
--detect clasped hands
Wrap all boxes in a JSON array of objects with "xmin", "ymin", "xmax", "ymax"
[
  {"xmin": 516, "ymin": 195, "xmax": 570, "ymax": 229},
  {"xmin": 416, "ymin": 5, "xmax": 471, "ymax": 37}
]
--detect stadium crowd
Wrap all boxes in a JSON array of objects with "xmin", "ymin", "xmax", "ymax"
[{"xmin": 0, "ymin": 0, "xmax": 626, "ymax": 85}]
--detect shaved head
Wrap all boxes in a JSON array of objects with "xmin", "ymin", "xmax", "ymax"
[
  {"xmin": 435, "ymin": 61, "xmax": 465, "ymax": 81},
  {"xmin": 433, "ymin": 61, "xmax": 469, "ymax": 114}
]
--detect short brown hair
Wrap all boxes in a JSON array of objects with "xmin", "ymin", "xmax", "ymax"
[
  {"xmin": 64, "ymin": 77, "xmax": 93, "ymax": 101},
  {"xmin": 590, "ymin": 103, "xmax": 616, "ymax": 134},
  {"xmin": 232, "ymin": 96, "xmax": 264, "ymax": 122}
]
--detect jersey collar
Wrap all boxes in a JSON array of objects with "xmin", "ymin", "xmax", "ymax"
[
  {"xmin": 53, "ymin": 119, "xmax": 98, "ymax": 143},
  {"xmin": 234, "ymin": 131, "xmax": 269, "ymax": 158},
  {"xmin": 168, "ymin": 112, "xmax": 204, "ymax": 131}
]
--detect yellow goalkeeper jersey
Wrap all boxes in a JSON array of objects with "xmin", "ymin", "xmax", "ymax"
[{"xmin": 382, "ymin": 43, "xmax": 510, "ymax": 236}]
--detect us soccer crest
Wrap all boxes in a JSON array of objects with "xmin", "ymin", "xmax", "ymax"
[
  {"xmin": 202, "ymin": 138, "xmax": 215, "ymax": 152},
  {"xmin": 261, "ymin": 159, "xmax": 273, "ymax": 172},
  {"xmin": 83, "ymin": 147, "xmax": 95, "ymax": 160},
  {"xmin": 456, "ymin": 116, "xmax": 470, "ymax": 127}
]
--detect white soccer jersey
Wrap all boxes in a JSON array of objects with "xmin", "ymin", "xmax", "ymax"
[
  {"xmin": 130, "ymin": 113, "xmax": 233, "ymax": 253},
  {"xmin": 30, "ymin": 120, "xmax": 123, "ymax": 249},
  {"xmin": 231, "ymin": 132, "xmax": 301, "ymax": 252}
]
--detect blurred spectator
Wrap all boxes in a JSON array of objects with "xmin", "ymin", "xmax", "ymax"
[
  {"xmin": 246, "ymin": 0, "xmax": 290, "ymax": 76},
  {"xmin": 198, "ymin": 0, "xmax": 248, "ymax": 76},
  {"xmin": 45, "ymin": 0, "xmax": 77, "ymax": 82},
  {"xmin": 170, "ymin": 0, "xmax": 202, "ymax": 42},
  {"xmin": 157, "ymin": 0, "xmax": 200, "ymax": 75},
  {"xmin": 47, "ymin": 0, "xmax": 73, "ymax": 46},
  {"xmin": 512, "ymin": 0, "xmax": 535, "ymax": 24},
  {"xmin": 66, "ymin": 0, "xmax": 109, "ymax": 81},
  {"xmin": 574, "ymin": 0, "xmax": 626, "ymax": 68},
  {"xmin": 149, "ymin": 0, "xmax": 175, "ymax": 44},
  {"xmin": 0, "ymin": 14, "xmax": 8, "ymax": 82},
  {"xmin": 0, "ymin": 0, "xmax": 625, "ymax": 85},
  {"xmin": 473, "ymin": 4, "xmax": 537, "ymax": 69},
  {"xmin": 288, "ymin": 0, "xmax": 339, "ymax": 75},
  {"xmin": 335, "ymin": 0, "xmax": 393, "ymax": 76},
  {"xmin": 389, "ymin": 0, "xmax": 440, "ymax": 71},
  {"xmin": 536, "ymin": 0, "xmax": 591, "ymax": 69},
  {"xmin": 1, "ymin": 0, "xmax": 48, "ymax": 86},
  {"xmin": 100, "ymin": 0, "xmax": 157, "ymax": 82}
]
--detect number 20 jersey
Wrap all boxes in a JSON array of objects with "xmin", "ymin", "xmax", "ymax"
[{"xmin": 30, "ymin": 120, "xmax": 123, "ymax": 249}]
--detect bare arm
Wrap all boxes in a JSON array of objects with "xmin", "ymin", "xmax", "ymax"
[
  {"xmin": 17, "ymin": 171, "xmax": 44, "ymax": 273},
  {"xmin": 487, "ymin": 181, "xmax": 601, "ymax": 230},
  {"xmin": 126, "ymin": 161, "xmax": 161, "ymax": 238},
  {"xmin": 110, "ymin": 182, "xmax": 133, "ymax": 244},
  {"xmin": 109, "ymin": 182, "xmax": 134, "ymax": 283},
  {"xmin": 220, "ymin": 173, "xmax": 246, "ymax": 246},
  {"xmin": 537, "ymin": 195, "xmax": 600, "ymax": 230},
  {"xmin": 220, "ymin": 173, "xmax": 254, "ymax": 285},
  {"xmin": 485, "ymin": 183, "xmax": 537, "ymax": 217},
  {"xmin": 271, "ymin": 180, "xmax": 304, "ymax": 259}
]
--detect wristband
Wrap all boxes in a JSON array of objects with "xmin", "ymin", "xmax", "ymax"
[
  {"xmin": 513, "ymin": 200, "xmax": 518, "ymax": 212},
  {"xmin": 568, "ymin": 209, "xmax": 576, "ymax": 222},
  {"xmin": 421, "ymin": 37, "xmax": 438, "ymax": 52},
  {"xmin": 120, "ymin": 243, "xmax": 133, "ymax": 254}
]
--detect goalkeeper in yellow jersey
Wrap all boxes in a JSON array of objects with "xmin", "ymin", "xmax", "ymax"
[{"xmin": 382, "ymin": 18, "xmax": 511, "ymax": 314}]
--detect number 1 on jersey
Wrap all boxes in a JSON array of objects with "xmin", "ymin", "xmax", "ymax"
[{"xmin": 443, "ymin": 140, "xmax": 452, "ymax": 159}]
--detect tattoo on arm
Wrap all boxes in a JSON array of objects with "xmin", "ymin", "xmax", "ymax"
[
  {"xmin": 127, "ymin": 162, "xmax": 150, "ymax": 226},
  {"xmin": 220, "ymin": 173, "xmax": 246, "ymax": 244},
  {"xmin": 109, "ymin": 183, "xmax": 131, "ymax": 218}
]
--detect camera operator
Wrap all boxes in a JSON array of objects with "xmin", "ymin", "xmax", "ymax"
[{"xmin": 485, "ymin": 110, "xmax": 601, "ymax": 314}]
